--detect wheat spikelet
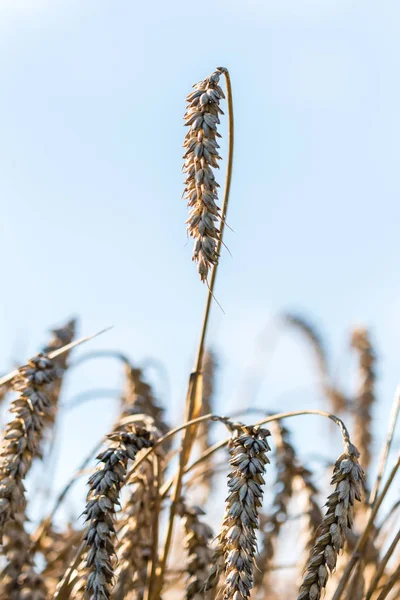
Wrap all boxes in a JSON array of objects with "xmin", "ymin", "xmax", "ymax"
[
  {"xmin": 207, "ymin": 425, "xmax": 271, "ymax": 600},
  {"xmin": 351, "ymin": 327, "xmax": 376, "ymax": 471},
  {"xmin": 82, "ymin": 425, "xmax": 154, "ymax": 600},
  {"xmin": 183, "ymin": 68, "xmax": 226, "ymax": 281},
  {"xmin": 297, "ymin": 443, "xmax": 364, "ymax": 600},
  {"xmin": 0, "ymin": 355, "xmax": 59, "ymax": 538}
]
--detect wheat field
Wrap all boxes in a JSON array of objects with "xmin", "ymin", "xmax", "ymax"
[{"xmin": 0, "ymin": 68, "xmax": 399, "ymax": 600}]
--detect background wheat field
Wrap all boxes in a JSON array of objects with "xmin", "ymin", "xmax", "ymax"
[{"xmin": 0, "ymin": 2, "xmax": 400, "ymax": 600}]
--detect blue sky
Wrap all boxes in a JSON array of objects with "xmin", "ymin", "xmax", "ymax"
[{"xmin": 0, "ymin": 0, "xmax": 399, "ymax": 517}]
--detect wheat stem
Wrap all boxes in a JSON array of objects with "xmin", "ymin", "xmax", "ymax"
[
  {"xmin": 144, "ymin": 456, "xmax": 163, "ymax": 600},
  {"xmin": 369, "ymin": 385, "xmax": 400, "ymax": 507},
  {"xmin": 365, "ymin": 527, "xmax": 400, "ymax": 600},
  {"xmin": 155, "ymin": 68, "xmax": 234, "ymax": 597},
  {"xmin": 375, "ymin": 563, "xmax": 400, "ymax": 600}
]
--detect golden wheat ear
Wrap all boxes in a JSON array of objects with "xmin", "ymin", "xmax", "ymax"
[
  {"xmin": 82, "ymin": 425, "xmax": 155, "ymax": 599},
  {"xmin": 183, "ymin": 68, "xmax": 226, "ymax": 282},
  {"xmin": 177, "ymin": 500, "xmax": 214, "ymax": 599},
  {"xmin": 350, "ymin": 327, "xmax": 376, "ymax": 472},
  {"xmin": 209, "ymin": 425, "xmax": 271, "ymax": 600},
  {"xmin": 297, "ymin": 444, "xmax": 364, "ymax": 600}
]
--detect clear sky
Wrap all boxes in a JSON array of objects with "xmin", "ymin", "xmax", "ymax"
[{"xmin": 0, "ymin": 0, "xmax": 399, "ymax": 517}]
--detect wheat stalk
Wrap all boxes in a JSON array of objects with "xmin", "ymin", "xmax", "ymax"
[{"xmin": 157, "ymin": 67, "xmax": 234, "ymax": 597}]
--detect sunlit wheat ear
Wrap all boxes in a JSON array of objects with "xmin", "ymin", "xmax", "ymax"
[
  {"xmin": 0, "ymin": 517, "xmax": 48, "ymax": 599},
  {"xmin": 121, "ymin": 363, "xmax": 169, "ymax": 438},
  {"xmin": 39, "ymin": 524, "xmax": 82, "ymax": 596},
  {"xmin": 41, "ymin": 318, "xmax": 76, "ymax": 428},
  {"xmin": 284, "ymin": 313, "xmax": 347, "ymax": 413},
  {"xmin": 256, "ymin": 422, "xmax": 297, "ymax": 583},
  {"xmin": 0, "ymin": 355, "xmax": 59, "ymax": 539},
  {"xmin": 183, "ymin": 67, "xmax": 227, "ymax": 281},
  {"xmin": 82, "ymin": 425, "xmax": 154, "ymax": 600},
  {"xmin": 351, "ymin": 327, "xmax": 376, "ymax": 471},
  {"xmin": 114, "ymin": 457, "xmax": 159, "ymax": 599},
  {"xmin": 296, "ymin": 464, "xmax": 323, "ymax": 553},
  {"xmin": 178, "ymin": 500, "xmax": 214, "ymax": 600},
  {"xmin": 297, "ymin": 443, "xmax": 364, "ymax": 600},
  {"xmin": 208, "ymin": 425, "xmax": 271, "ymax": 600}
]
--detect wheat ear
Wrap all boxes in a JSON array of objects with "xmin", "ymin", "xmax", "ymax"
[
  {"xmin": 296, "ymin": 464, "xmax": 323, "ymax": 553},
  {"xmin": 351, "ymin": 327, "xmax": 376, "ymax": 471},
  {"xmin": 178, "ymin": 500, "xmax": 214, "ymax": 600},
  {"xmin": 256, "ymin": 421, "xmax": 296, "ymax": 583},
  {"xmin": 208, "ymin": 425, "xmax": 271, "ymax": 600},
  {"xmin": 183, "ymin": 68, "xmax": 227, "ymax": 282},
  {"xmin": 0, "ymin": 355, "xmax": 59, "ymax": 537},
  {"xmin": 121, "ymin": 363, "xmax": 169, "ymax": 435},
  {"xmin": 284, "ymin": 313, "xmax": 347, "ymax": 413},
  {"xmin": 83, "ymin": 425, "xmax": 154, "ymax": 599},
  {"xmin": 297, "ymin": 442, "xmax": 364, "ymax": 600},
  {"xmin": 113, "ymin": 459, "xmax": 158, "ymax": 600}
]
